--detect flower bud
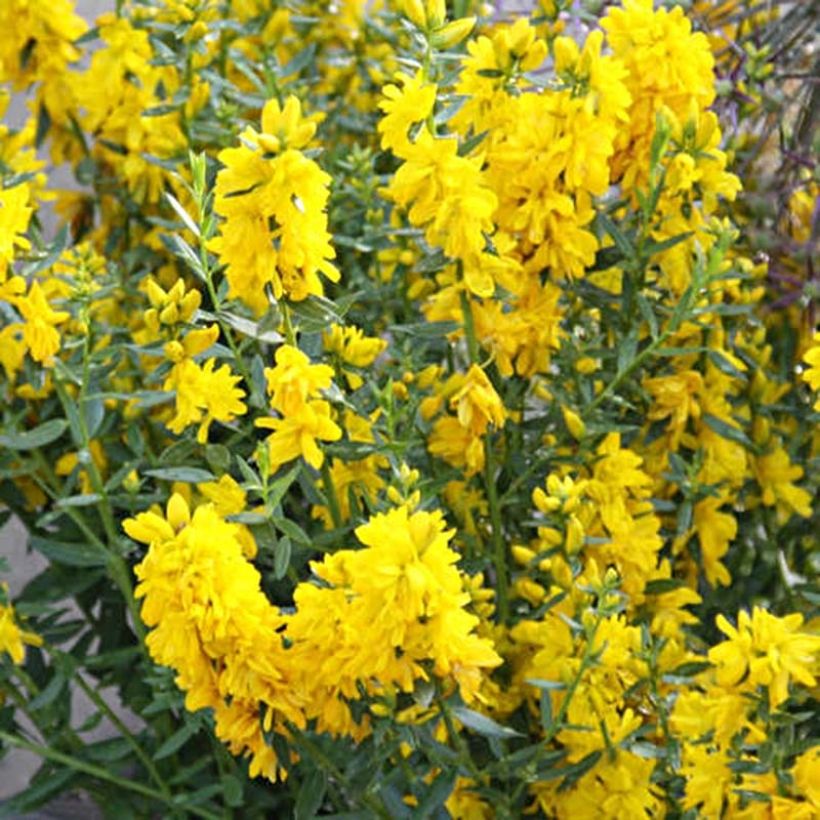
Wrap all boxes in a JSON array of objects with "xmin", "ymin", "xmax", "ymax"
[
  {"xmin": 402, "ymin": 0, "xmax": 427, "ymax": 29},
  {"xmin": 431, "ymin": 17, "xmax": 476, "ymax": 49}
]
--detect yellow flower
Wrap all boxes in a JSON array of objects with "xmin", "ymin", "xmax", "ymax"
[
  {"xmin": 709, "ymin": 607, "xmax": 820, "ymax": 708},
  {"xmin": 692, "ymin": 495, "xmax": 735, "ymax": 587},
  {"xmin": 753, "ymin": 443, "xmax": 812, "ymax": 521},
  {"xmin": 164, "ymin": 358, "xmax": 247, "ymax": 443},
  {"xmin": 14, "ymin": 281, "xmax": 70, "ymax": 364},
  {"xmin": 127, "ymin": 494, "xmax": 302, "ymax": 781},
  {"xmin": 143, "ymin": 277, "xmax": 201, "ymax": 334},
  {"xmin": 377, "ymin": 72, "xmax": 437, "ymax": 156},
  {"xmin": 254, "ymin": 95, "xmax": 320, "ymax": 154},
  {"xmin": 256, "ymin": 399, "xmax": 342, "ymax": 470},
  {"xmin": 311, "ymin": 455, "xmax": 386, "ymax": 527},
  {"xmin": 801, "ymin": 331, "xmax": 820, "ymax": 410},
  {"xmin": 384, "ymin": 129, "xmax": 506, "ymax": 298},
  {"xmin": 198, "ymin": 474, "xmax": 246, "ymax": 516},
  {"xmin": 294, "ymin": 506, "xmax": 501, "ymax": 705},
  {"xmin": 428, "ymin": 414, "xmax": 485, "ymax": 476},
  {"xmin": 643, "ymin": 370, "xmax": 702, "ymax": 445},
  {"xmin": 792, "ymin": 746, "xmax": 820, "ymax": 808},
  {"xmin": 0, "ymin": 597, "xmax": 42, "ymax": 664},
  {"xmin": 445, "ymin": 777, "xmax": 493, "ymax": 819},
  {"xmin": 451, "ymin": 364, "xmax": 506, "ymax": 438},
  {"xmin": 680, "ymin": 743, "xmax": 733, "ymax": 817},
  {"xmin": 264, "ymin": 344, "xmax": 335, "ymax": 416},
  {"xmin": 0, "ymin": 183, "xmax": 33, "ymax": 276},
  {"xmin": 209, "ymin": 101, "xmax": 339, "ymax": 311},
  {"xmin": 323, "ymin": 324, "xmax": 386, "ymax": 388},
  {"xmin": 532, "ymin": 473, "xmax": 588, "ymax": 516}
]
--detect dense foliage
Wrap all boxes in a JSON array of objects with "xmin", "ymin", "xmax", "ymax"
[{"xmin": 0, "ymin": 0, "xmax": 817, "ymax": 817}]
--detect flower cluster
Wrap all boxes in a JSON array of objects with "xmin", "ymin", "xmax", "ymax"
[{"xmin": 126, "ymin": 495, "xmax": 499, "ymax": 778}]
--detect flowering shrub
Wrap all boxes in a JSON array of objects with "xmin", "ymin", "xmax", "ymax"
[{"xmin": 1, "ymin": 0, "xmax": 817, "ymax": 816}]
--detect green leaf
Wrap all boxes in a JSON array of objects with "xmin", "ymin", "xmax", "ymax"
[
  {"xmin": 226, "ymin": 511, "xmax": 269, "ymax": 525},
  {"xmin": 451, "ymin": 706, "xmax": 523, "ymax": 739},
  {"xmin": 707, "ymin": 350, "xmax": 747, "ymax": 380},
  {"xmin": 287, "ymin": 296, "xmax": 345, "ymax": 333},
  {"xmin": 83, "ymin": 397, "xmax": 105, "ymax": 439},
  {"xmin": 629, "ymin": 741, "xmax": 666, "ymax": 759},
  {"xmin": 539, "ymin": 688, "xmax": 553, "ymax": 732},
  {"xmin": 274, "ymin": 517, "xmax": 311, "ymax": 546},
  {"xmin": 22, "ymin": 226, "xmax": 70, "ymax": 277},
  {"xmin": 35, "ymin": 101, "xmax": 51, "ymax": 148},
  {"xmin": 458, "ymin": 130, "xmax": 488, "ymax": 158},
  {"xmin": 145, "ymin": 467, "xmax": 215, "ymax": 483},
  {"xmin": 85, "ymin": 737, "xmax": 134, "ymax": 763},
  {"xmin": 56, "ymin": 494, "xmax": 103, "ymax": 509},
  {"xmin": 676, "ymin": 499, "xmax": 693, "ymax": 536},
  {"xmin": 412, "ymin": 770, "xmax": 457, "ymax": 818},
  {"xmin": 525, "ymin": 678, "xmax": 566, "ymax": 691},
  {"xmin": 159, "ymin": 233, "xmax": 206, "ymax": 281},
  {"xmin": 616, "ymin": 330, "xmax": 639, "ymax": 375},
  {"xmin": 643, "ymin": 231, "xmax": 693, "ymax": 257},
  {"xmin": 555, "ymin": 750, "xmax": 603, "ymax": 790},
  {"xmin": 274, "ymin": 536, "xmax": 292, "ymax": 580},
  {"xmin": 597, "ymin": 212, "xmax": 634, "ymax": 262},
  {"xmin": 29, "ymin": 674, "xmax": 67, "ymax": 711},
  {"xmin": 267, "ymin": 463, "xmax": 301, "ymax": 509},
  {"xmin": 636, "ymin": 294, "xmax": 659, "ymax": 341},
  {"xmin": 164, "ymin": 191, "xmax": 201, "ymax": 237},
  {"xmin": 0, "ymin": 420, "xmax": 68, "ymax": 450},
  {"xmin": 643, "ymin": 578, "xmax": 686, "ymax": 595},
  {"xmin": 667, "ymin": 661, "xmax": 712, "ymax": 678},
  {"xmin": 154, "ymin": 721, "xmax": 198, "ymax": 760},
  {"xmin": 392, "ymin": 321, "xmax": 460, "ymax": 338},
  {"xmin": 205, "ymin": 444, "xmax": 231, "ymax": 473},
  {"xmin": 217, "ymin": 310, "xmax": 283, "ymax": 344},
  {"xmin": 281, "ymin": 43, "xmax": 317, "ymax": 78},
  {"xmin": 702, "ymin": 413, "xmax": 753, "ymax": 449},
  {"xmin": 236, "ymin": 455, "xmax": 260, "ymax": 486},
  {"xmin": 222, "ymin": 775, "xmax": 243, "ymax": 808},
  {"xmin": 295, "ymin": 769, "xmax": 327, "ymax": 820}
]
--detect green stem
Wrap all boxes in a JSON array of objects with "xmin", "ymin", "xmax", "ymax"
[
  {"xmin": 29, "ymin": 448, "xmax": 147, "ymax": 649},
  {"xmin": 484, "ymin": 438, "xmax": 509, "ymax": 624},
  {"xmin": 459, "ymin": 288, "xmax": 480, "ymax": 365},
  {"xmin": 435, "ymin": 692, "xmax": 482, "ymax": 781},
  {"xmin": 543, "ymin": 617, "xmax": 600, "ymax": 745},
  {"xmin": 460, "ymin": 283, "xmax": 508, "ymax": 620},
  {"xmin": 199, "ymin": 233, "xmax": 254, "ymax": 389},
  {"xmin": 281, "ymin": 302, "xmax": 297, "ymax": 346},
  {"xmin": 320, "ymin": 458, "xmax": 343, "ymax": 530},
  {"xmin": 510, "ymin": 617, "xmax": 602, "ymax": 806},
  {"xmin": 291, "ymin": 729, "xmax": 391, "ymax": 818},
  {"xmin": 0, "ymin": 731, "xmax": 220, "ymax": 820},
  {"xmin": 587, "ymin": 226, "xmax": 730, "ymax": 416},
  {"xmin": 71, "ymin": 668, "xmax": 171, "ymax": 798}
]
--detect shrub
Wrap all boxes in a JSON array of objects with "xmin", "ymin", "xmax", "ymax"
[{"xmin": 1, "ymin": 0, "xmax": 817, "ymax": 816}]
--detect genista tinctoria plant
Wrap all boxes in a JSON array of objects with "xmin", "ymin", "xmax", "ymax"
[{"xmin": 0, "ymin": 0, "xmax": 817, "ymax": 816}]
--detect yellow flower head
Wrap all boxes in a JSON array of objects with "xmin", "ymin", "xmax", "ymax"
[
  {"xmin": 709, "ymin": 607, "xmax": 820, "ymax": 708},
  {"xmin": 264, "ymin": 344, "xmax": 335, "ymax": 416},
  {"xmin": 254, "ymin": 96, "xmax": 321, "ymax": 155},
  {"xmin": 0, "ymin": 595, "xmax": 42, "ymax": 665}
]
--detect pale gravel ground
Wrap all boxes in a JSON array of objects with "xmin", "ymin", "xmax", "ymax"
[{"xmin": 1, "ymin": 2, "xmax": 115, "ymax": 813}]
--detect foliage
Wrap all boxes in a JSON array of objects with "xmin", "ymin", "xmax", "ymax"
[{"xmin": 0, "ymin": 0, "xmax": 817, "ymax": 817}]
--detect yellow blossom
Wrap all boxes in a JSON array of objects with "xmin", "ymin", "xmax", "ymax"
[
  {"xmin": 164, "ymin": 358, "xmax": 247, "ymax": 443},
  {"xmin": 709, "ymin": 607, "xmax": 820, "ymax": 708},
  {"xmin": 0, "ymin": 597, "xmax": 42, "ymax": 664}
]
